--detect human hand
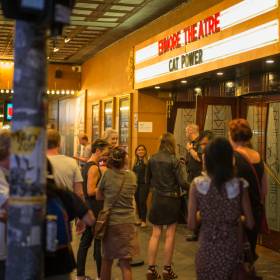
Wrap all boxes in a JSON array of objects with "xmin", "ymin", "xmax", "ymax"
[
  {"xmin": 186, "ymin": 142, "xmax": 193, "ymax": 152},
  {"xmin": 82, "ymin": 210, "xmax": 96, "ymax": 227},
  {"xmin": 75, "ymin": 219, "xmax": 86, "ymax": 235}
]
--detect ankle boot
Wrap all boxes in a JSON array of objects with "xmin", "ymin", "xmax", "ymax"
[
  {"xmin": 162, "ymin": 265, "xmax": 178, "ymax": 280},
  {"xmin": 146, "ymin": 265, "xmax": 161, "ymax": 280}
]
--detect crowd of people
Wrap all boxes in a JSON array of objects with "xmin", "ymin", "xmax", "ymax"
[{"xmin": 0, "ymin": 119, "xmax": 268, "ymax": 280}]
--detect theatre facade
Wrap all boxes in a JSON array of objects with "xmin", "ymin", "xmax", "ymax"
[{"xmin": 79, "ymin": 0, "xmax": 280, "ymax": 251}]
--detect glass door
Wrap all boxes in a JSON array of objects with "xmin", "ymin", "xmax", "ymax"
[{"xmin": 119, "ymin": 97, "xmax": 130, "ymax": 151}]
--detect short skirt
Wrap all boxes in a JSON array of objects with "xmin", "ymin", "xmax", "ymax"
[
  {"xmin": 149, "ymin": 192, "xmax": 181, "ymax": 225},
  {"xmin": 102, "ymin": 224, "xmax": 139, "ymax": 260}
]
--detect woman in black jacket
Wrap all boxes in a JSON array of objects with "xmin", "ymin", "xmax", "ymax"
[
  {"xmin": 146, "ymin": 133, "xmax": 188, "ymax": 280},
  {"xmin": 133, "ymin": 145, "xmax": 149, "ymax": 227}
]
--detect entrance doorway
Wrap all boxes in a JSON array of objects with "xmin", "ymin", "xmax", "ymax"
[{"xmin": 171, "ymin": 93, "xmax": 280, "ymax": 251}]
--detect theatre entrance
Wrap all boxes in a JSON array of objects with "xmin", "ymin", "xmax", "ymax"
[{"xmin": 170, "ymin": 94, "xmax": 280, "ymax": 252}]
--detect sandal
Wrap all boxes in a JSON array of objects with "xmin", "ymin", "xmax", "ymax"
[
  {"xmin": 146, "ymin": 265, "xmax": 161, "ymax": 280},
  {"xmin": 162, "ymin": 265, "xmax": 178, "ymax": 280}
]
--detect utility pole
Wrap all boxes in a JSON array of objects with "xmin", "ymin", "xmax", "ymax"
[{"xmin": 6, "ymin": 21, "xmax": 47, "ymax": 280}]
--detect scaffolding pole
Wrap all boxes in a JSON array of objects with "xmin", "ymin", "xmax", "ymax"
[{"xmin": 6, "ymin": 20, "xmax": 47, "ymax": 280}]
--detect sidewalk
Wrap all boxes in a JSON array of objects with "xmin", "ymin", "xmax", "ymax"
[{"xmin": 72, "ymin": 224, "xmax": 280, "ymax": 280}]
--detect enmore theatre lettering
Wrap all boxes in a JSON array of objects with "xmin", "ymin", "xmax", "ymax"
[
  {"xmin": 135, "ymin": 20, "xmax": 279, "ymax": 83},
  {"xmin": 159, "ymin": 13, "xmax": 220, "ymax": 56},
  {"xmin": 135, "ymin": 0, "xmax": 278, "ymax": 65},
  {"xmin": 169, "ymin": 49, "xmax": 203, "ymax": 72}
]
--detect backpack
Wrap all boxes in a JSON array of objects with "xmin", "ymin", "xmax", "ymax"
[{"xmin": 46, "ymin": 196, "xmax": 71, "ymax": 250}]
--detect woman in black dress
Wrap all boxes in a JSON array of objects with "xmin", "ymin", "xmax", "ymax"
[
  {"xmin": 133, "ymin": 145, "xmax": 149, "ymax": 227},
  {"xmin": 146, "ymin": 133, "xmax": 188, "ymax": 280},
  {"xmin": 228, "ymin": 118, "xmax": 268, "ymax": 261}
]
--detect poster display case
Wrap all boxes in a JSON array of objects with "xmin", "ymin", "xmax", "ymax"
[
  {"xmin": 104, "ymin": 100, "xmax": 113, "ymax": 131},
  {"xmin": 119, "ymin": 97, "xmax": 130, "ymax": 149},
  {"xmin": 92, "ymin": 103, "xmax": 100, "ymax": 141}
]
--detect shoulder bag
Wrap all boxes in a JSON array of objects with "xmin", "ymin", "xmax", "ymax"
[{"xmin": 94, "ymin": 173, "xmax": 126, "ymax": 240}]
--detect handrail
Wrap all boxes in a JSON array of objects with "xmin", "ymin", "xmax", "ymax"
[{"xmin": 264, "ymin": 162, "xmax": 280, "ymax": 187}]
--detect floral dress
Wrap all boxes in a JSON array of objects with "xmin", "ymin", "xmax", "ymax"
[{"xmin": 193, "ymin": 175, "xmax": 248, "ymax": 280}]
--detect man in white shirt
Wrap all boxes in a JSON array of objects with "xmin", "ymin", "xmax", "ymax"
[
  {"xmin": 47, "ymin": 129, "xmax": 83, "ymax": 199},
  {"xmin": 74, "ymin": 134, "xmax": 92, "ymax": 168},
  {"xmin": 0, "ymin": 130, "xmax": 10, "ymax": 279}
]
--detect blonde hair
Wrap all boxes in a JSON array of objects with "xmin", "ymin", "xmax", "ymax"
[{"xmin": 102, "ymin": 128, "xmax": 118, "ymax": 141}]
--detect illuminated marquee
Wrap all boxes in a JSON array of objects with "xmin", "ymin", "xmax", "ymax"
[
  {"xmin": 135, "ymin": 20, "xmax": 279, "ymax": 83},
  {"xmin": 135, "ymin": 0, "xmax": 278, "ymax": 64}
]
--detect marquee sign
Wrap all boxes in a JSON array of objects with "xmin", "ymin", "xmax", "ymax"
[
  {"xmin": 135, "ymin": 20, "xmax": 279, "ymax": 83},
  {"xmin": 134, "ymin": 0, "xmax": 279, "ymax": 87}
]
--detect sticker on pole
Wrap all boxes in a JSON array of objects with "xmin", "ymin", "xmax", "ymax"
[{"xmin": 12, "ymin": 127, "xmax": 42, "ymax": 155}]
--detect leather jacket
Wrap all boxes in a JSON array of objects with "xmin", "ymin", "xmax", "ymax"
[{"xmin": 146, "ymin": 150, "xmax": 188, "ymax": 196}]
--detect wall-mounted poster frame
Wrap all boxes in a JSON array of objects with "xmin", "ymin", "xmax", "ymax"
[
  {"xmin": 92, "ymin": 101, "xmax": 100, "ymax": 141},
  {"xmin": 103, "ymin": 98, "xmax": 114, "ymax": 132},
  {"xmin": 118, "ymin": 95, "xmax": 131, "ymax": 151}
]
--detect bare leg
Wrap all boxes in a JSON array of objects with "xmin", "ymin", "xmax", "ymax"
[
  {"xmin": 100, "ymin": 258, "xmax": 113, "ymax": 280},
  {"xmin": 119, "ymin": 258, "xmax": 132, "ymax": 280},
  {"xmin": 148, "ymin": 225, "xmax": 162, "ymax": 265},
  {"xmin": 163, "ymin": 223, "xmax": 177, "ymax": 266}
]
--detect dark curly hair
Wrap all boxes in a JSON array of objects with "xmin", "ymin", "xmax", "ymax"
[
  {"xmin": 107, "ymin": 146, "xmax": 127, "ymax": 169},
  {"xmin": 228, "ymin": 118, "xmax": 253, "ymax": 143}
]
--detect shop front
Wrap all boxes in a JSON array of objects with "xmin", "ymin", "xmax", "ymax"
[{"xmin": 134, "ymin": 0, "xmax": 280, "ymax": 251}]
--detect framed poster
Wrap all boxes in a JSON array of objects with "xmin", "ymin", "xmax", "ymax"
[
  {"xmin": 119, "ymin": 97, "xmax": 130, "ymax": 148},
  {"xmin": 104, "ymin": 100, "xmax": 113, "ymax": 131},
  {"xmin": 92, "ymin": 103, "xmax": 100, "ymax": 141}
]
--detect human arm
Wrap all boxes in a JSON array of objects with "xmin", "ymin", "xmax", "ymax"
[
  {"xmin": 187, "ymin": 182, "xmax": 199, "ymax": 230},
  {"xmin": 241, "ymin": 187, "xmax": 255, "ymax": 230},
  {"xmin": 96, "ymin": 170, "xmax": 106, "ymax": 201},
  {"xmin": 186, "ymin": 142, "xmax": 201, "ymax": 162},
  {"xmin": 174, "ymin": 158, "xmax": 189, "ymax": 191},
  {"xmin": 86, "ymin": 165, "xmax": 100, "ymax": 197}
]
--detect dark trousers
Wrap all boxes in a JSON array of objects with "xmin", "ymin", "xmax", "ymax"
[
  {"xmin": 135, "ymin": 184, "xmax": 149, "ymax": 222},
  {"xmin": 246, "ymin": 227, "xmax": 259, "ymax": 257},
  {"xmin": 76, "ymin": 227, "xmax": 101, "ymax": 277},
  {"xmin": 0, "ymin": 260, "xmax": 5, "ymax": 280}
]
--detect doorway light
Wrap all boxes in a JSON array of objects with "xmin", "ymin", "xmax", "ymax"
[
  {"xmin": 266, "ymin": 59, "xmax": 274, "ymax": 64},
  {"xmin": 181, "ymin": 80, "xmax": 187, "ymax": 84},
  {"xmin": 154, "ymin": 86, "xmax": 160, "ymax": 89},
  {"xmin": 217, "ymin": 72, "xmax": 224, "ymax": 76}
]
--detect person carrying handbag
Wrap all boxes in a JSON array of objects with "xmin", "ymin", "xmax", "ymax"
[{"xmin": 96, "ymin": 147, "xmax": 139, "ymax": 280}]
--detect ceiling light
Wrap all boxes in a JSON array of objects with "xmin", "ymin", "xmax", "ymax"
[
  {"xmin": 0, "ymin": 90, "xmax": 4, "ymax": 93},
  {"xmin": 217, "ymin": 72, "xmax": 224, "ymax": 76},
  {"xmin": 66, "ymin": 90, "xmax": 70, "ymax": 95},
  {"xmin": 194, "ymin": 87, "xmax": 202, "ymax": 93},
  {"xmin": 154, "ymin": 86, "xmax": 160, "ymax": 89},
  {"xmin": 64, "ymin": 37, "xmax": 71, "ymax": 43},
  {"xmin": 5, "ymin": 90, "xmax": 9, "ymax": 93},
  {"xmin": 266, "ymin": 59, "xmax": 274, "ymax": 64},
  {"xmin": 181, "ymin": 80, "xmax": 187, "ymax": 84},
  {"xmin": 71, "ymin": 90, "xmax": 75, "ymax": 95},
  {"xmin": 11, "ymin": 90, "xmax": 14, "ymax": 93},
  {"xmin": 226, "ymin": 81, "xmax": 234, "ymax": 88},
  {"xmin": 53, "ymin": 47, "xmax": 59, "ymax": 52}
]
